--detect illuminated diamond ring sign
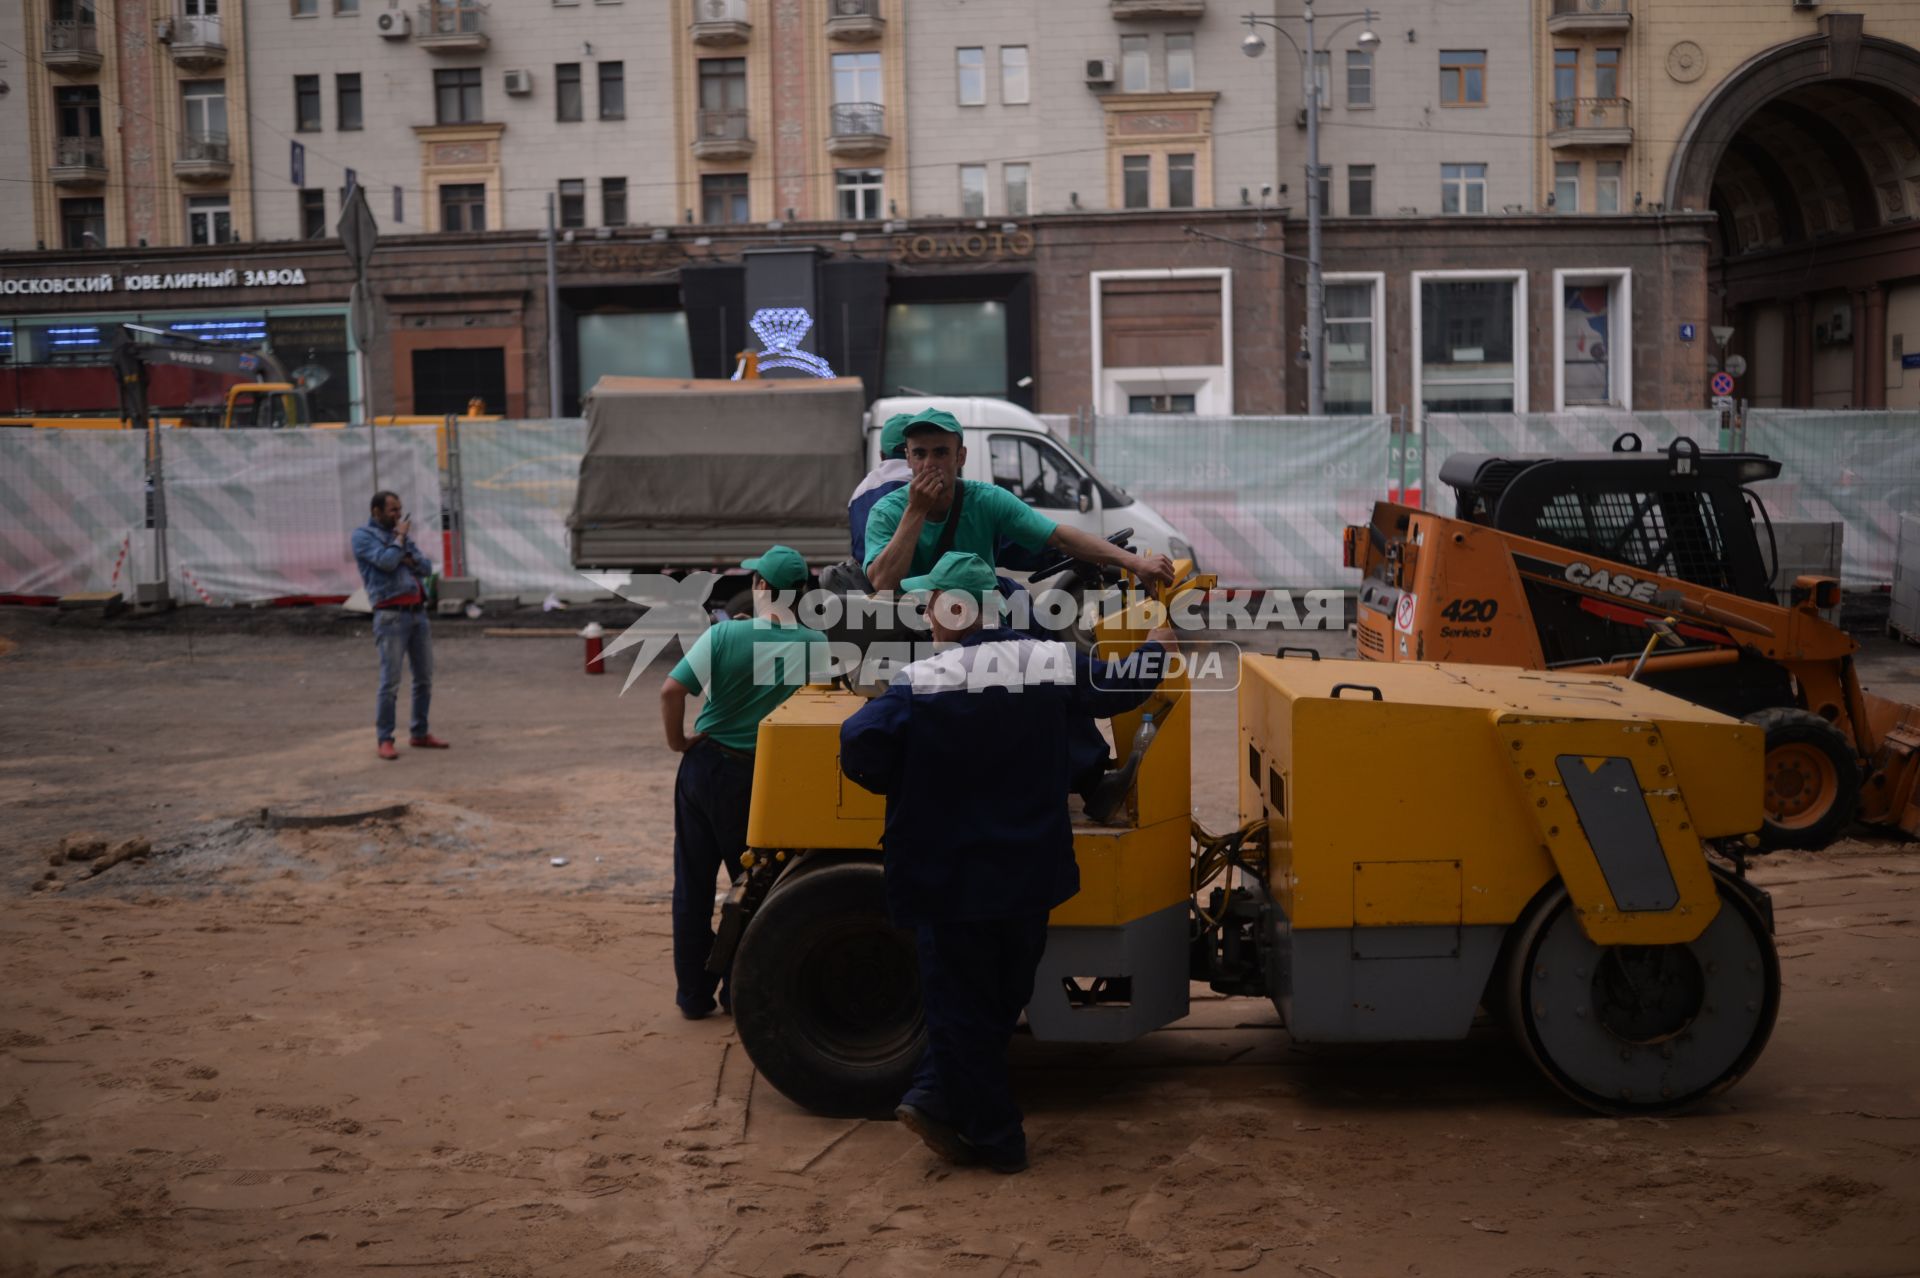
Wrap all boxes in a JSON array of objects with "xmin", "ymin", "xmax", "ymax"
[{"xmin": 733, "ymin": 307, "xmax": 837, "ymax": 380}]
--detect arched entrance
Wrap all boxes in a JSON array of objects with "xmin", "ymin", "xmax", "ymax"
[{"xmin": 1665, "ymin": 17, "xmax": 1920, "ymax": 408}]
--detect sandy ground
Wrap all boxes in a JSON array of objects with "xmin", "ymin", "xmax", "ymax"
[{"xmin": 2, "ymin": 607, "xmax": 1919, "ymax": 1278}]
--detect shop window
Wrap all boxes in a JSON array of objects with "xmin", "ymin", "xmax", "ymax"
[
  {"xmin": 1325, "ymin": 276, "xmax": 1381, "ymax": 414},
  {"xmin": 1419, "ymin": 276, "xmax": 1521, "ymax": 414},
  {"xmin": 413, "ymin": 347, "xmax": 505, "ymax": 416},
  {"xmin": 556, "ymin": 63, "xmax": 582, "ymax": 121},
  {"xmin": 1127, "ymin": 394, "xmax": 1196, "ymax": 414},
  {"xmin": 957, "ymin": 47, "xmax": 984, "ymax": 106},
  {"xmin": 883, "ymin": 300, "xmax": 1007, "ymax": 398},
  {"xmin": 702, "ymin": 172, "xmax": 748, "ymax": 224},
  {"xmin": 579, "ymin": 313, "xmax": 692, "ymax": 390},
  {"xmin": 1557, "ymin": 270, "xmax": 1631, "ymax": 410},
  {"xmin": 294, "ymin": 75, "xmax": 320, "ymax": 132},
  {"xmin": 602, "ymin": 177, "xmax": 628, "ymax": 227},
  {"xmin": 440, "ymin": 183, "xmax": 486, "ymax": 231},
  {"xmin": 837, "ymin": 168, "xmax": 883, "ymax": 221},
  {"xmin": 434, "ymin": 68, "xmax": 482, "ymax": 125},
  {"xmin": 598, "ymin": 61, "xmax": 625, "ymax": 120},
  {"xmin": 558, "ymin": 178, "xmax": 586, "ymax": 228},
  {"xmin": 300, "ymin": 188, "xmax": 327, "ymax": 238},
  {"xmin": 60, "ymin": 197, "xmax": 105, "ymax": 249},
  {"xmin": 1441, "ymin": 163, "xmax": 1487, "ymax": 215},
  {"xmin": 1440, "ymin": 50, "xmax": 1486, "ymax": 105},
  {"xmin": 187, "ymin": 195, "xmax": 233, "ymax": 245}
]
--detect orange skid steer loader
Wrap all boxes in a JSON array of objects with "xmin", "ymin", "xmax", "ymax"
[{"xmin": 1344, "ymin": 434, "xmax": 1920, "ymax": 850}]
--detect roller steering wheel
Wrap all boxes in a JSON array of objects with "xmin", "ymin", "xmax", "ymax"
[{"xmin": 1026, "ymin": 527, "xmax": 1135, "ymax": 590}]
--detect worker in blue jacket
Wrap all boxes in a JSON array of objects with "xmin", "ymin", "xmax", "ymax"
[
  {"xmin": 839, "ymin": 551, "xmax": 1174, "ymax": 1173},
  {"xmin": 846, "ymin": 412, "xmax": 914, "ymax": 563}
]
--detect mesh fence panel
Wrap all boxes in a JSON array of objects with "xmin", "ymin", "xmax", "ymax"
[
  {"xmin": 1082, "ymin": 414, "xmax": 1390, "ymax": 588},
  {"xmin": 0, "ymin": 430, "xmax": 148, "ymax": 597},
  {"xmin": 450, "ymin": 418, "xmax": 589, "ymax": 600},
  {"xmin": 1744, "ymin": 410, "xmax": 1920, "ymax": 587}
]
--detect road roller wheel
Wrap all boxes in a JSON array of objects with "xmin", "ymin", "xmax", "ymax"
[
  {"xmin": 731, "ymin": 859, "xmax": 924, "ymax": 1118},
  {"xmin": 1505, "ymin": 872, "xmax": 1780, "ymax": 1115},
  {"xmin": 1745, "ymin": 707, "xmax": 1859, "ymax": 851}
]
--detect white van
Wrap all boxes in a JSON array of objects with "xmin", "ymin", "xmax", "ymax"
[{"xmin": 864, "ymin": 396, "xmax": 1196, "ymax": 569}]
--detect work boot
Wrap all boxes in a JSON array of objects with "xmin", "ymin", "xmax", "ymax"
[
  {"xmin": 894, "ymin": 1104, "xmax": 976, "ymax": 1166},
  {"xmin": 409, "ymin": 734, "xmax": 451, "ymax": 749},
  {"xmin": 963, "ymin": 1137, "xmax": 1029, "ymax": 1175},
  {"xmin": 377, "ymin": 740, "xmax": 399, "ymax": 761}
]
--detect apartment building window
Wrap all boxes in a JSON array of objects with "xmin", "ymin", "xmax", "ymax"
[
  {"xmin": 293, "ymin": 0, "xmax": 317, "ymax": 15},
  {"xmin": 837, "ymin": 168, "xmax": 883, "ymax": 221},
  {"xmin": 1122, "ymin": 155, "xmax": 1150, "ymax": 209},
  {"xmin": 556, "ymin": 63, "xmax": 582, "ymax": 121},
  {"xmin": 52, "ymin": 0, "xmax": 97, "ymax": 21},
  {"xmin": 833, "ymin": 52, "xmax": 883, "ymax": 105},
  {"xmin": 599, "ymin": 61, "xmax": 625, "ymax": 119},
  {"xmin": 1001, "ymin": 46, "xmax": 1030, "ymax": 104},
  {"xmin": 602, "ymin": 177, "xmax": 628, "ymax": 226},
  {"xmin": 1595, "ymin": 48, "xmax": 1620, "ymax": 99},
  {"xmin": 1120, "ymin": 35, "xmax": 1150, "ymax": 93},
  {"xmin": 182, "ymin": 80, "xmax": 227, "ymax": 144},
  {"xmin": 56, "ymin": 85, "xmax": 102, "ymax": 140},
  {"xmin": 1168, "ymin": 153, "xmax": 1195, "ymax": 209},
  {"xmin": 702, "ymin": 173, "xmax": 749, "ymax": 224},
  {"xmin": 60, "ymin": 197, "xmax": 104, "ymax": 250},
  {"xmin": 440, "ymin": 183, "xmax": 486, "ymax": 231},
  {"xmin": 187, "ymin": 195, "xmax": 233, "ymax": 245},
  {"xmin": 1005, "ymin": 163, "xmax": 1029, "ymax": 217},
  {"xmin": 1325, "ymin": 277, "xmax": 1381, "ymax": 414},
  {"xmin": 957, "ymin": 47, "xmax": 984, "ymax": 106},
  {"xmin": 1166, "ymin": 34, "xmax": 1194, "ymax": 92},
  {"xmin": 295, "ymin": 75, "xmax": 321, "ymax": 131},
  {"xmin": 300, "ymin": 189, "xmax": 326, "ymax": 238},
  {"xmin": 960, "ymin": 164, "xmax": 987, "ymax": 217},
  {"xmin": 1595, "ymin": 161, "xmax": 1621, "ymax": 214},
  {"xmin": 1348, "ymin": 164, "xmax": 1374, "ymax": 215},
  {"xmin": 336, "ymin": 73, "xmax": 363, "ymax": 131},
  {"xmin": 435, "ymin": 68, "xmax": 482, "ymax": 124},
  {"xmin": 558, "ymin": 178, "xmax": 586, "ymax": 228},
  {"xmin": 337, "ymin": 0, "xmax": 360, "ymax": 12},
  {"xmin": 700, "ymin": 58, "xmax": 745, "ymax": 114},
  {"xmin": 1312, "ymin": 51, "xmax": 1330, "ymax": 110},
  {"xmin": 1553, "ymin": 48, "xmax": 1576, "ymax": 126},
  {"xmin": 1554, "ymin": 161, "xmax": 1579, "ymax": 212},
  {"xmin": 1439, "ymin": 50, "xmax": 1486, "ymax": 106},
  {"xmin": 1347, "ymin": 50, "xmax": 1373, "ymax": 107},
  {"xmin": 1441, "ymin": 163, "xmax": 1487, "ymax": 214}
]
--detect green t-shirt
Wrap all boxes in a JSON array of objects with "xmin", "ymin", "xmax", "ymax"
[
  {"xmin": 667, "ymin": 618, "xmax": 827, "ymax": 752},
  {"xmin": 862, "ymin": 478, "xmax": 1059, "ymax": 576}
]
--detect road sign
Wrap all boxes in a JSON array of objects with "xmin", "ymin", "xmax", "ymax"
[
  {"xmin": 1724, "ymin": 354, "xmax": 1748, "ymax": 378},
  {"xmin": 337, "ymin": 184, "xmax": 379, "ymax": 276},
  {"xmin": 1712, "ymin": 395, "xmax": 1736, "ymax": 412},
  {"xmin": 1711, "ymin": 325, "xmax": 1735, "ymax": 348},
  {"xmin": 1679, "ymin": 323, "xmax": 1697, "ymax": 342},
  {"xmin": 1711, "ymin": 371, "xmax": 1735, "ymax": 397}
]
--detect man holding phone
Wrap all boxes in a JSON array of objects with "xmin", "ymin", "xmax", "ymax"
[{"xmin": 351, "ymin": 490, "xmax": 449, "ymax": 761}]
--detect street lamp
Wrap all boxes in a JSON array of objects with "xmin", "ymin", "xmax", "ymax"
[{"xmin": 1242, "ymin": 4, "xmax": 1378, "ymax": 416}]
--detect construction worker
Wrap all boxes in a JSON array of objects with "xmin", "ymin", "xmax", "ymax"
[
  {"xmin": 862, "ymin": 408, "xmax": 1177, "ymax": 595},
  {"xmin": 847, "ymin": 412, "xmax": 914, "ymax": 562},
  {"xmin": 839, "ymin": 551, "xmax": 1174, "ymax": 1173},
  {"xmin": 351, "ymin": 491, "xmax": 448, "ymax": 761},
  {"xmin": 660, "ymin": 544, "xmax": 826, "ymax": 1020}
]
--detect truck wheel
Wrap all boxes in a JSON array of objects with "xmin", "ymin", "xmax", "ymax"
[
  {"xmin": 1504, "ymin": 872, "xmax": 1780, "ymax": 1115},
  {"xmin": 1745, "ymin": 707, "xmax": 1860, "ymax": 851},
  {"xmin": 731, "ymin": 859, "xmax": 924, "ymax": 1118}
]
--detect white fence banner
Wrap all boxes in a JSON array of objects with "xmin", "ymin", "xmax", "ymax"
[
  {"xmin": 0, "ymin": 430, "xmax": 148, "ymax": 598},
  {"xmin": 1744, "ymin": 410, "xmax": 1920, "ymax": 587},
  {"xmin": 452, "ymin": 419, "xmax": 589, "ymax": 600}
]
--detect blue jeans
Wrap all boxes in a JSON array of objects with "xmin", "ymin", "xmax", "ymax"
[{"xmin": 373, "ymin": 607, "xmax": 433, "ymax": 743}]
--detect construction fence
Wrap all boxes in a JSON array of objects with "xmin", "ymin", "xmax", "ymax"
[{"xmin": 1, "ymin": 409, "xmax": 1914, "ymax": 603}]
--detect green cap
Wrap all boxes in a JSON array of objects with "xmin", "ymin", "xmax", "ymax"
[
  {"xmin": 899, "ymin": 550, "xmax": 1000, "ymax": 606},
  {"xmin": 879, "ymin": 412, "xmax": 915, "ymax": 459},
  {"xmin": 900, "ymin": 407, "xmax": 964, "ymax": 440},
  {"xmin": 741, "ymin": 544, "xmax": 809, "ymax": 590}
]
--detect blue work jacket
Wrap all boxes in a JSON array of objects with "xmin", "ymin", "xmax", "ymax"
[
  {"xmin": 839, "ymin": 627, "xmax": 1165, "ymax": 927},
  {"xmin": 351, "ymin": 519, "xmax": 433, "ymax": 606}
]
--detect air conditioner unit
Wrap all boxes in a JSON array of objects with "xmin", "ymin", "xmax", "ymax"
[
  {"xmin": 376, "ymin": 9, "xmax": 411, "ymax": 38},
  {"xmin": 1085, "ymin": 58, "xmax": 1115, "ymax": 85},
  {"xmin": 504, "ymin": 69, "xmax": 533, "ymax": 95},
  {"xmin": 154, "ymin": 16, "xmax": 174, "ymax": 42}
]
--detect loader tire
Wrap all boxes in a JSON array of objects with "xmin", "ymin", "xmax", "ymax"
[
  {"xmin": 1746, "ymin": 707, "xmax": 1859, "ymax": 851},
  {"xmin": 1505, "ymin": 870, "xmax": 1780, "ymax": 1116},
  {"xmin": 731, "ymin": 859, "xmax": 924, "ymax": 1118}
]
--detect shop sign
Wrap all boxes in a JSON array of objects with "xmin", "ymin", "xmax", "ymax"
[
  {"xmin": 563, "ymin": 242, "xmax": 681, "ymax": 273},
  {"xmin": 0, "ymin": 266, "xmax": 311, "ymax": 297},
  {"xmin": 890, "ymin": 229, "xmax": 1035, "ymax": 263}
]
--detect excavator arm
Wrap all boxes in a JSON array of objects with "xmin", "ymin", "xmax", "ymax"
[{"xmin": 111, "ymin": 325, "xmax": 300, "ymax": 430}]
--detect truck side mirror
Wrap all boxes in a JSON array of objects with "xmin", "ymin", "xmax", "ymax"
[{"xmin": 1078, "ymin": 475, "xmax": 1094, "ymax": 514}]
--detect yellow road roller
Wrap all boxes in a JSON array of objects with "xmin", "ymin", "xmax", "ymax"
[{"xmin": 712, "ymin": 585, "xmax": 1780, "ymax": 1118}]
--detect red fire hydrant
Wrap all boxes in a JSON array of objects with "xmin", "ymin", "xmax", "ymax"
[{"xmin": 582, "ymin": 622, "xmax": 606, "ymax": 675}]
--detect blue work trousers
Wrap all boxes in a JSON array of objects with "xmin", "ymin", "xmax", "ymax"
[
  {"xmin": 900, "ymin": 913, "xmax": 1051, "ymax": 1164},
  {"xmin": 373, "ymin": 607, "xmax": 433, "ymax": 743},
  {"xmin": 672, "ymin": 740, "xmax": 753, "ymax": 1015}
]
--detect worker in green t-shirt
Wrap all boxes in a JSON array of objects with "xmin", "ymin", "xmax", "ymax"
[
  {"xmin": 659, "ymin": 544, "xmax": 825, "ymax": 1019},
  {"xmin": 862, "ymin": 408, "xmax": 1176, "ymax": 594}
]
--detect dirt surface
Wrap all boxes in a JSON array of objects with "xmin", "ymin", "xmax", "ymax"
[{"xmin": 3, "ymin": 607, "xmax": 1919, "ymax": 1277}]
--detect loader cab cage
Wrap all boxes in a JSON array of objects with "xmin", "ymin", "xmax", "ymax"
[{"xmin": 1440, "ymin": 436, "xmax": 1783, "ymax": 603}]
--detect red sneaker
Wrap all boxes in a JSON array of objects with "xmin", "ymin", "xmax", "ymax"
[
  {"xmin": 409, "ymin": 735, "xmax": 451, "ymax": 749},
  {"xmin": 377, "ymin": 740, "xmax": 399, "ymax": 761}
]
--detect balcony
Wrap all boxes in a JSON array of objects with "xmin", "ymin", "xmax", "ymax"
[
  {"xmin": 51, "ymin": 136, "xmax": 107, "ymax": 186},
  {"xmin": 42, "ymin": 20, "xmax": 103, "ymax": 72},
  {"xmin": 690, "ymin": 0, "xmax": 750, "ymax": 46},
  {"xmin": 1110, "ymin": 0, "xmax": 1207, "ymax": 17},
  {"xmin": 415, "ymin": 2, "xmax": 488, "ymax": 53},
  {"xmin": 1547, "ymin": 0, "xmax": 1631, "ymax": 35},
  {"xmin": 174, "ymin": 134, "xmax": 232, "ymax": 182},
  {"xmin": 162, "ymin": 11, "xmax": 226, "ymax": 70},
  {"xmin": 692, "ymin": 108, "xmax": 755, "ymax": 161},
  {"xmin": 825, "ymin": 0, "xmax": 884, "ymax": 43},
  {"xmin": 1549, "ymin": 97, "xmax": 1632, "ymax": 148},
  {"xmin": 827, "ymin": 102, "xmax": 888, "ymax": 157}
]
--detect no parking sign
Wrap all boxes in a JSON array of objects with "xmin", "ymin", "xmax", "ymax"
[{"xmin": 1710, "ymin": 371, "xmax": 1735, "ymax": 397}]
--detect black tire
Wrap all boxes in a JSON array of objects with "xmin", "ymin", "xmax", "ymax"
[
  {"xmin": 1505, "ymin": 871, "xmax": 1780, "ymax": 1115},
  {"xmin": 731, "ymin": 859, "xmax": 924, "ymax": 1118},
  {"xmin": 1744, "ymin": 707, "xmax": 1860, "ymax": 851}
]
